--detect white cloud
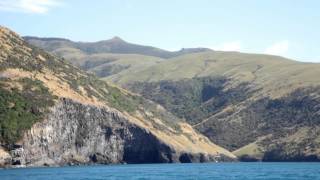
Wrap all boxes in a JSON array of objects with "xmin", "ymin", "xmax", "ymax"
[
  {"xmin": 212, "ymin": 41, "xmax": 242, "ymax": 52},
  {"xmin": 264, "ymin": 41, "xmax": 289, "ymax": 56},
  {"xmin": 0, "ymin": 0, "xmax": 62, "ymax": 14}
]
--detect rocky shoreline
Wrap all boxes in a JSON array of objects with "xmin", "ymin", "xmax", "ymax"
[{"xmin": 0, "ymin": 98, "xmax": 235, "ymax": 168}]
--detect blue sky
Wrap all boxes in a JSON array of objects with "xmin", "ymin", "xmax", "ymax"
[{"xmin": 0, "ymin": 0, "xmax": 319, "ymax": 62}]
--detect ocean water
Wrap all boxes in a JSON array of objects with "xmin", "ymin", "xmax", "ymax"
[{"xmin": 1, "ymin": 163, "xmax": 320, "ymax": 180}]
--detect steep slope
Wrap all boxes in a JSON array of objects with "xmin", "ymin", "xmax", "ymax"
[
  {"xmin": 24, "ymin": 36, "xmax": 211, "ymax": 80},
  {"xmin": 117, "ymin": 51, "xmax": 320, "ymax": 161},
  {"xmin": 0, "ymin": 27, "xmax": 235, "ymax": 167}
]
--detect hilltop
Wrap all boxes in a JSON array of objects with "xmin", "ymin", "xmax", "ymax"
[
  {"xmin": 23, "ymin": 36, "xmax": 211, "ymax": 80},
  {"xmin": 24, "ymin": 36, "xmax": 211, "ymax": 58}
]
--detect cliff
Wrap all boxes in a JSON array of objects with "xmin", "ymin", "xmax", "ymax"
[{"xmin": 1, "ymin": 98, "xmax": 234, "ymax": 167}]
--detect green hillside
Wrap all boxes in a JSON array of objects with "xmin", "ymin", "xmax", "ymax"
[
  {"xmin": 117, "ymin": 51, "xmax": 320, "ymax": 95},
  {"xmin": 118, "ymin": 51, "xmax": 320, "ymax": 161},
  {"xmin": 24, "ymin": 36, "xmax": 211, "ymax": 80}
]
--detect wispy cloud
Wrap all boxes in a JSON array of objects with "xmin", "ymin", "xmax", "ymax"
[
  {"xmin": 0, "ymin": 0, "xmax": 62, "ymax": 14},
  {"xmin": 212, "ymin": 41, "xmax": 242, "ymax": 52},
  {"xmin": 264, "ymin": 41, "xmax": 289, "ymax": 56}
]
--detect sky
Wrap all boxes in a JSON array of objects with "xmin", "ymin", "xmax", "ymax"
[{"xmin": 0, "ymin": 0, "xmax": 319, "ymax": 62}]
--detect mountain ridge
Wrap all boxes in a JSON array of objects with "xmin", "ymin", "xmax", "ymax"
[
  {"xmin": 23, "ymin": 36, "xmax": 212, "ymax": 58},
  {"xmin": 23, "ymin": 36, "xmax": 212, "ymax": 82}
]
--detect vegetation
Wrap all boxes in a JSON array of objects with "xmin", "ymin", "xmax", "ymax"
[
  {"xmin": 0, "ymin": 78, "xmax": 56, "ymax": 146},
  {"xmin": 1, "ymin": 41, "xmax": 141, "ymax": 114},
  {"xmin": 128, "ymin": 76, "xmax": 252, "ymax": 125},
  {"xmin": 127, "ymin": 73, "xmax": 320, "ymax": 161}
]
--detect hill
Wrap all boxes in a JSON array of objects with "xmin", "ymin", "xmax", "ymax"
[
  {"xmin": 0, "ymin": 26, "xmax": 235, "ymax": 167},
  {"xmin": 25, "ymin": 34, "xmax": 320, "ymax": 162},
  {"xmin": 116, "ymin": 51, "xmax": 320, "ymax": 161},
  {"xmin": 24, "ymin": 36, "xmax": 211, "ymax": 80}
]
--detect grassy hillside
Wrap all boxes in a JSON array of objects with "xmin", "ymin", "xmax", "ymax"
[
  {"xmin": 24, "ymin": 36, "xmax": 212, "ymax": 81},
  {"xmin": 55, "ymin": 52, "xmax": 163, "ymax": 80},
  {"xmin": 0, "ymin": 26, "xmax": 235, "ymax": 160},
  {"xmin": 119, "ymin": 51, "xmax": 320, "ymax": 161},
  {"xmin": 118, "ymin": 51, "xmax": 320, "ymax": 97}
]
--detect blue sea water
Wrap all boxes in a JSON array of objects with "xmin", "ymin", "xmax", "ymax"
[{"xmin": 0, "ymin": 163, "xmax": 320, "ymax": 180}]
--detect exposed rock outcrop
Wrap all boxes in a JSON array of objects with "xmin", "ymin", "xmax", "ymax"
[{"xmin": 0, "ymin": 98, "xmax": 235, "ymax": 168}]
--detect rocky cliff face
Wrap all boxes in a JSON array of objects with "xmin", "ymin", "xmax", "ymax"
[{"xmin": 1, "ymin": 98, "xmax": 233, "ymax": 167}]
